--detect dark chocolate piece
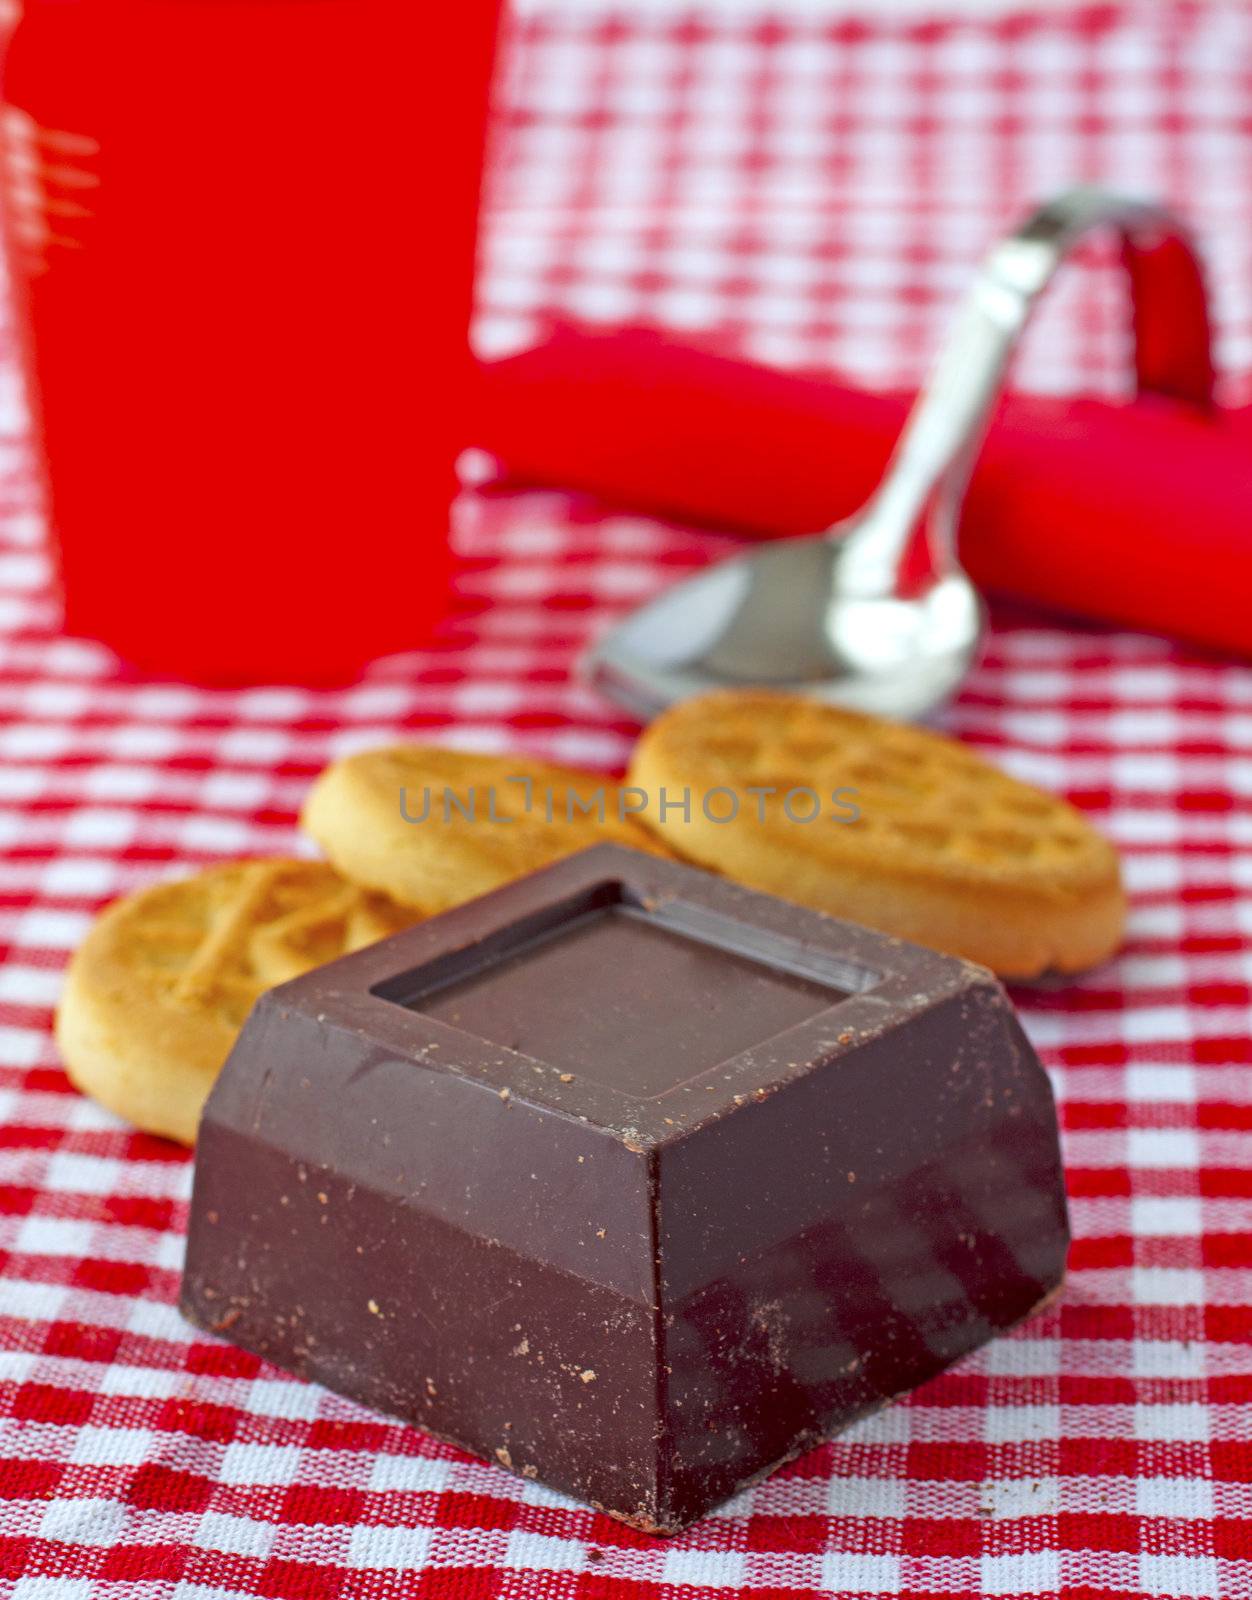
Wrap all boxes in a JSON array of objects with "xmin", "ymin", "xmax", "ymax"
[{"xmin": 181, "ymin": 844, "xmax": 1068, "ymax": 1533}]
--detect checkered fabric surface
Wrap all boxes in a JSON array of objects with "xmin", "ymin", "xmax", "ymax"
[{"xmin": 2, "ymin": 1, "xmax": 1252, "ymax": 1595}]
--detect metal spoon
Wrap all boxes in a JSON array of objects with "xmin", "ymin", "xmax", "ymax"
[{"xmin": 580, "ymin": 188, "xmax": 1208, "ymax": 722}]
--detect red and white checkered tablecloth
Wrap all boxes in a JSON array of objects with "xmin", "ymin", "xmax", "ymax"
[{"xmin": 3, "ymin": 2, "xmax": 1252, "ymax": 1596}]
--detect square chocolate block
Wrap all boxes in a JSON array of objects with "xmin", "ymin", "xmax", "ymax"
[{"xmin": 181, "ymin": 844, "xmax": 1068, "ymax": 1533}]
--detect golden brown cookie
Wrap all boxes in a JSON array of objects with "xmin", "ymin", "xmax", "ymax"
[
  {"xmin": 55, "ymin": 860, "xmax": 419, "ymax": 1145},
  {"xmin": 301, "ymin": 745, "xmax": 670, "ymax": 912},
  {"xmin": 628, "ymin": 690, "xmax": 1125, "ymax": 978}
]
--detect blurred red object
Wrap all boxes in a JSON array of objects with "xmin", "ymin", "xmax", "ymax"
[
  {"xmin": 1, "ymin": 0, "xmax": 501, "ymax": 684},
  {"xmin": 478, "ymin": 323, "xmax": 1252, "ymax": 660}
]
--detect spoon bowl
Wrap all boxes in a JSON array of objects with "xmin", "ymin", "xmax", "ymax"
[{"xmin": 585, "ymin": 530, "xmax": 985, "ymax": 722}]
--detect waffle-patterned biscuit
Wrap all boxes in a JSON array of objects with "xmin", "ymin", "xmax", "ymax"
[
  {"xmin": 55, "ymin": 861, "xmax": 419, "ymax": 1145},
  {"xmin": 301, "ymin": 746, "xmax": 671, "ymax": 912},
  {"xmin": 628, "ymin": 691, "xmax": 1125, "ymax": 978}
]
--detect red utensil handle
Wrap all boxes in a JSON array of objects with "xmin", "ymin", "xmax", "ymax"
[{"xmin": 1125, "ymin": 228, "xmax": 1214, "ymax": 409}]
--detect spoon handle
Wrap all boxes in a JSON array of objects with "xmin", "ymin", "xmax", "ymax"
[{"xmin": 838, "ymin": 187, "xmax": 1213, "ymax": 588}]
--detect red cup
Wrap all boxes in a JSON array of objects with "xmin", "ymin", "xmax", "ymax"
[{"xmin": 0, "ymin": 0, "xmax": 502, "ymax": 683}]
